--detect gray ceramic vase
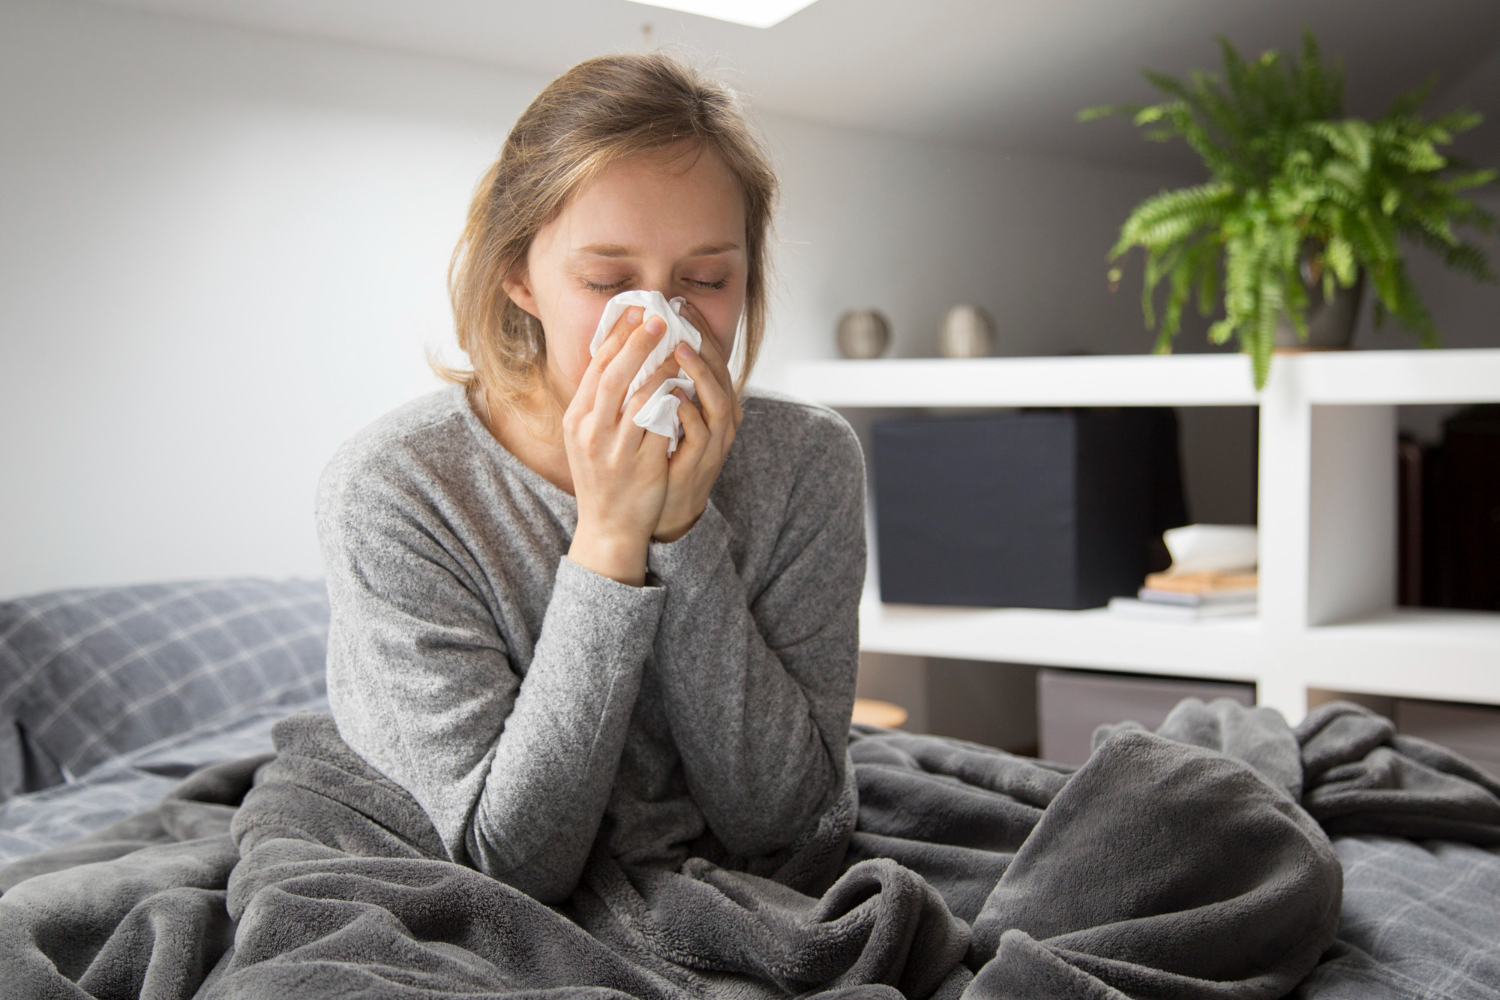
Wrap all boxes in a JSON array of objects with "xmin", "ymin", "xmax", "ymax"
[
  {"xmin": 836, "ymin": 309, "xmax": 891, "ymax": 359},
  {"xmin": 938, "ymin": 304, "xmax": 995, "ymax": 358}
]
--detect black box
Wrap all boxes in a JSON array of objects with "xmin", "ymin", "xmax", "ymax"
[{"xmin": 872, "ymin": 410, "xmax": 1182, "ymax": 609}]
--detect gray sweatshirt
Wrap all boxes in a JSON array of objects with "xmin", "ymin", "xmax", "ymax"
[{"xmin": 317, "ymin": 384, "xmax": 864, "ymax": 904}]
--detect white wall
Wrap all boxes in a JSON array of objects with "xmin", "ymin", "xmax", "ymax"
[
  {"xmin": 0, "ymin": 0, "xmax": 1193, "ymax": 597},
  {"xmin": 760, "ymin": 116, "xmax": 1175, "ymax": 383},
  {"xmin": 1, "ymin": 0, "xmax": 536, "ymax": 596}
]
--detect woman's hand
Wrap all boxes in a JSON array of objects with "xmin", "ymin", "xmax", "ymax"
[
  {"xmin": 654, "ymin": 301, "xmax": 744, "ymax": 543},
  {"xmin": 565, "ymin": 306, "xmax": 684, "ymax": 586}
]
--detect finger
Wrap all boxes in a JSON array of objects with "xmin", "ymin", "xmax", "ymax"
[
  {"xmin": 577, "ymin": 305, "xmax": 645, "ymax": 404},
  {"xmin": 696, "ymin": 332, "xmax": 737, "ymax": 402},
  {"xmin": 690, "ymin": 318, "xmax": 742, "ymax": 428},
  {"xmin": 609, "ymin": 305, "xmax": 645, "ymax": 346},
  {"xmin": 671, "ymin": 387, "xmax": 710, "ymax": 457},
  {"xmin": 597, "ymin": 313, "xmax": 667, "ymax": 417},
  {"xmin": 678, "ymin": 302, "xmax": 736, "ymax": 399},
  {"xmin": 593, "ymin": 305, "xmax": 644, "ymax": 364},
  {"xmin": 673, "ymin": 344, "xmax": 732, "ymax": 427}
]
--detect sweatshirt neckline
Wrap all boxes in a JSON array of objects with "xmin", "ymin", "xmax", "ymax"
[{"xmin": 448, "ymin": 384, "xmax": 579, "ymax": 521}]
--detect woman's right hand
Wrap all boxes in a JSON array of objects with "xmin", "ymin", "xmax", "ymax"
[{"xmin": 563, "ymin": 306, "xmax": 679, "ymax": 587}]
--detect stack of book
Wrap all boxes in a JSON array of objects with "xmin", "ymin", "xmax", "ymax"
[{"xmin": 1107, "ymin": 570, "xmax": 1258, "ymax": 622}]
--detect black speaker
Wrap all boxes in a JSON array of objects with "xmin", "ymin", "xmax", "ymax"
[{"xmin": 872, "ymin": 409, "xmax": 1186, "ymax": 610}]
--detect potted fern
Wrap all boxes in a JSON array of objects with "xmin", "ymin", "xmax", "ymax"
[{"xmin": 1082, "ymin": 33, "xmax": 1497, "ymax": 388}]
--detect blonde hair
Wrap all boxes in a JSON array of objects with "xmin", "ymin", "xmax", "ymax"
[{"xmin": 444, "ymin": 52, "xmax": 778, "ymax": 403}]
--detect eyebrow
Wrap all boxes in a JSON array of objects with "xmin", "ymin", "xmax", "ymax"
[{"xmin": 574, "ymin": 241, "xmax": 741, "ymax": 258}]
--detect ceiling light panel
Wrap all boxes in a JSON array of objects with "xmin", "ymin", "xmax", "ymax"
[{"xmin": 624, "ymin": 0, "xmax": 821, "ymax": 29}]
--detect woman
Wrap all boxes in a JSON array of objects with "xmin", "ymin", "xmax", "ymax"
[{"xmin": 316, "ymin": 52, "xmax": 865, "ymax": 905}]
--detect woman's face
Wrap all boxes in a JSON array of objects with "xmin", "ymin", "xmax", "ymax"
[{"xmin": 504, "ymin": 144, "xmax": 748, "ymax": 403}]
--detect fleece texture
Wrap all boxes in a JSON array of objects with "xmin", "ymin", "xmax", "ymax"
[
  {"xmin": 316, "ymin": 385, "xmax": 866, "ymax": 904},
  {"xmin": 7, "ymin": 700, "xmax": 1500, "ymax": 998}
]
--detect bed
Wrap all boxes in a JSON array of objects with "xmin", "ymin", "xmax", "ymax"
[{"xmin": 0, "ymin": 578, "xmax": 1497, "ymax": 999}]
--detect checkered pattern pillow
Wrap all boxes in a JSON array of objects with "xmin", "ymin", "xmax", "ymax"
[{"xmin": 0, "ymin": 578, "xmax": 329, "ymax": 793}]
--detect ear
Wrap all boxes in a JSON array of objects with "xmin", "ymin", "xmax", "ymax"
[{"xmin": 501, "ymin": 267, "xmax": 540, "ymax": 319}]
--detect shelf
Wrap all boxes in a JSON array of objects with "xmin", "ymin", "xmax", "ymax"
[
  {"xmin": 786, "ymin": 354, "xmax": 1259, "ymax": 408},
  {"xmin": 1299, "ymin": 609, "xmax": 1500, "ymax": 706},
  {"xmin": 858, "ymin": 599, "xmax": 1262, "ymax": 682},
  {"xmin": 1289, "ymin": 349, "xmax": 1500, "ymax": 405},
  {"xmin": 804, "ymin": 347, "xmax": 1500, "ymax": 722},
  {"xmin": 860, "ymin": 600, "xmax": 1500, "ymax": 709},
  {"xmin": 787, "ymin": 349, "xmax": 1500, "ymax": 409}
]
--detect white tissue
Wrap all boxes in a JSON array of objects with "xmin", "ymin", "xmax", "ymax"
[
  {"xmin": 587, "ymin": 290, "xmax": 701, "ymax": 456},
  {"xmin": 1163, "ymin": 524, "xmax": 1259, "ymax": 574}
]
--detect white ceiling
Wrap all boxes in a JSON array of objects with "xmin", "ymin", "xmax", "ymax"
[{"xmin": 87, "ymin": 0, "xmax": 1500, "ymax": 172}]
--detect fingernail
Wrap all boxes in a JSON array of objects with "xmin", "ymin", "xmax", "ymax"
[
  {"xmin": 646, "ymin": 315, "xmax": 666, "ymax": 335},
  {"xmin": 675, "ymin": 344, "xmax": 692, "ymax": 359}
]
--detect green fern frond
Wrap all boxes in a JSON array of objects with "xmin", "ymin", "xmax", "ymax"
[
  {"xmin": 1445, "ymin": 242, "xmax": 1497, "ymax": 282},
  {"xmin": 1431, "ymin": 107, "xmax": 1483, "ymax": 135},
  {"xmin": 1323, "ymin": 236, "xmax": 1356, "ymax": 284},
  {"xmin": 1438, "ymin": 168, "xmax": 1499, "ymax": 196},
  {"xmin": 1111, "ymin": 183, "xmax": 1233, "ymax": 257},
  {"xmin": 1081, "ymin": 28, "xmax": 1497, "ymax": 388}
]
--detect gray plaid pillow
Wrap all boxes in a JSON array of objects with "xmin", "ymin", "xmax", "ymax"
[{"xmin": 0, "ymin": 578, "xmax": 329, "ymax": 795}]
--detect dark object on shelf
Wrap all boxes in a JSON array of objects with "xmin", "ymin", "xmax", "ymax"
[
  {"xmin": 1413, "ymin": 405, "xmax": 1500, "ymax": 611},
  {"xmin": 1037, "ymin": 668, "xmax": 1255, "ymax": 767},
  {"xmin": 1144, "ymin": 408, "xmax": 1190, "ymax": 572},
  {"xmin": 872, "ymin": 408, "xmax": 1188, "ymax": 610},
  {"xmin": 1397, "ymin": 435, "xmax": 1423, "ymax": 606}
]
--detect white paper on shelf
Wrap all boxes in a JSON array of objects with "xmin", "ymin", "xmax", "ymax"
[
  {"xmin": 588, "ymin": 290, "xmax": 701, "ymax": 456},
  {"xmin": 1108, "ymin": 596, "xmax": 1258, "ymax": 622},
  {"xmin": 1162, "ymin": 524, "xmax": 1259, "ymax": 574},
  {"xmin": 1137, "ymin": 587, "xmax": 1258, "ymax": 607}
]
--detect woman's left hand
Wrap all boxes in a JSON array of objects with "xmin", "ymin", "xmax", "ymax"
[{"xmin": 653, "ymin": 301, "xmax": 743, "ymax": 543}]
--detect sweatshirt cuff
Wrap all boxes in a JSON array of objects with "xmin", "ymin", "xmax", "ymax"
[
  {"xmin": 647, "ymin": 500, "xmax": 731, "ymax": 593},
  {"xmin": 552, "ymin": 555, "xmax": 666, "ymax": 646}
]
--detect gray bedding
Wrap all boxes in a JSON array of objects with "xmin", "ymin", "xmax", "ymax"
[
  {"xmin": 5, "ymin": 581, "xmax": 1500, "ymax": 998},
  {"xmin": 0, "ymin": 577, "xmax": 331, "ymax": 873},
  {"xmin": 0, "ymin": 696, "xmax": 328, "ymax": 870},
  {"xmin": 2, "ymin": 698, "xmax": 1499, "ymax": 999},
  {"xmin": 1298, "ymin": 836, "xmax": 1500, "ymax": 1000}
]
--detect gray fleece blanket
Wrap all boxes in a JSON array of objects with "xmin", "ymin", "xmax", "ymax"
[{"xmin": 3, "ymin": 699, "xmax": 1499, "ymax": 1000}]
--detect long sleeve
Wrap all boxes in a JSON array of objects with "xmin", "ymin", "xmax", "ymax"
[
  {"xmin": 318, "ymin": 450, "xmax": 664, "ymax": 905},
  {"xmin": 643, "ymin": 406, "xmax": 866, "ymax": 857}
]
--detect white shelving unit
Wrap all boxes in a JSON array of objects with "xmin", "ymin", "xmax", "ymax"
[{"xmin": 786, "ymin": 349, "xmax": 1500, "ymax": 724}]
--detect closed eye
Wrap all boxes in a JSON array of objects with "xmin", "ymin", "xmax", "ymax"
[
  {"xmin": 688, "ymin": 277, "xmax": 730, "ymax": 290},
  {"xmin": 582, "ymin": 277, "xmax": 630, "ymax": 293}
]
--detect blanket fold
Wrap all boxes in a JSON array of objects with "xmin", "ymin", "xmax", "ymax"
[
  {"xmin": 2, "ymin": 698, "xmax": 1499, "ymax": 1000},
  {"xmin": 1295, "ymin": 700, "xmax": 1500, "ymax": 842},
  {"xmin": 970, "ymin": 729, "xmax": 1338, "ymax": 999}
]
